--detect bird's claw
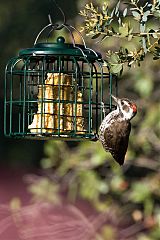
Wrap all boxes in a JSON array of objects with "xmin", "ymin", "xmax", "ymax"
[{"xmin": 101, "ymin": 102, "xmax": 106, "ymax": 117}]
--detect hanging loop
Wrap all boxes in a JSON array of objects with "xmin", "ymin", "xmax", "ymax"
[
  {"xmin": 48, "ymin": 0, "xmax": 66, "ymax": 29},
  {"xmin": 34, "ymin": 0, "xmax": 98, "ymax": 58},
  {"xmin": 34, "ymin": 23, "xmax": 98, "ymax": 58}
]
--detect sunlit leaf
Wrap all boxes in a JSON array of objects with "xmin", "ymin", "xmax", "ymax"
[
  {"xmin": 123, "ymin": 8, "xmax": 128, "ymax": 17},
  {"xmin": 110, "ymin": 63, "xmax": 123, "ymax": 74},
  {"xmin": 118, "ymin": 17, "xmax": 121, "ymax": 25},
  {"xmin": 132, "ymin": 11, "xmax": 141, "ymax": 20},
  {"xmin": 140, "ymin": 24, "xmax": 145, "ymax": 32},
  {"xmin": 115, "ymin": 1, "xmax": 120, "ymax": 15},
  {"xmin": 108, "ymin": 53, "xmax": 120, "ymax": 64},
  {"xmin": 128, "ymin": 34, "xmax": 133, "ymax": 41},
  {"xmin": 119, "ymin": 25, "xmax": 129, "ymax": 37}
]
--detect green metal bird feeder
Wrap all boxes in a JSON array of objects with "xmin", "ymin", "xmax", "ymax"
[{"xmin": 4, "ymin": 18, "xmax": 117, "ymax": 141}]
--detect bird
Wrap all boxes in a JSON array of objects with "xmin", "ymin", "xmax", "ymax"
[{"xmin": 98, "ymin": 95, "xmax": 137, "ymax": 165}]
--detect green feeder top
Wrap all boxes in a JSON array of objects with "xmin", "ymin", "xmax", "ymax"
[{"xmin": 19, "ymin": 36, "xmax": 102, "ymax": 61}]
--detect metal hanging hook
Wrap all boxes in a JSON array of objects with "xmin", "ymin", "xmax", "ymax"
[
  {"xmin": 34, "ymin": 0, "xmax": 66, "ymax": 45},
  {"xmin": 48, "ymin": 0, "xmax": 66, "ymax": 29},
  {"xmin": 34, "ymin": 0, "xmax": 98, "ymax": 58}
]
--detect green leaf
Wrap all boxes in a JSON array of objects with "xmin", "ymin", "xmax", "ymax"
[
  {"xmin": 153, "ymin": 10, "xmax": 160, "ymax": 18},
  {"xmin": 109, "ymin": 53, "xmax": 120, "ymax": 64},
  {"xmin": 115, "ymin": 1, "xmax": 120, "ymax": 15},
  {"xmin": 111, "ymin": 27, "xmax": 116, "ymax": 34},
  {"xmin": 142, "ymin": 11, "xmax": 150, "ymax": 22},
  {"xmin": 110, "ymin": 8, "xmax": 115, "ymax": 18},
  {"xmin": 140, "ymin": 24, "xmax": 145, "ymax": 32},
  {"xmin": 119, "ymin": 25, "xmax": 129, "ymax": 37},
  {"xmin": 129, "ymin": 27, "xmax": 133, "ymax": 34},
  {"xmin": 128, "ymin": 34, "xmax": 133, "ymax": 41},
  {"xmin": 118, "ymin": 17, "xmax": 121, "ymax": 25},
  {"xmin": 110, "ymin": 63, "xmax": 123, "ymax": 74},
  {"xmin": 142, "ymin": 15, "xmax": 147, "ymax": 22},
  {"xmin": 143, "ymin": 10, "xmax": 150, "ymax": 18},
  {"xmin": 132, "ymin": 11, "xmax": 141, "ymax": 20},
  {"xmin": 123, "ymin": 8, "xmax": 128, "ymax": 17}
]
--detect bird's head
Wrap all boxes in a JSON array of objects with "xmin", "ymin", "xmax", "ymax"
[{"xmin": 111, "ymin": 95, "xmax": 137, "ymax": 120}]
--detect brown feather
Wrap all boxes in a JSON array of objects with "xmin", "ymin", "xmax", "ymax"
[{"xmin": 104, "ymin": 121, "xmax": 131, "ymax": 165}]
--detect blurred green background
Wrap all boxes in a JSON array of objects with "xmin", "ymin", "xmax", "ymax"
[{"xmin": 0, "ymin": 0, "xmax": 160, "ymax": 239}]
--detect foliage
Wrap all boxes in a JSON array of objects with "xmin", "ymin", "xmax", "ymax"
[
  {"xmin": 27, "ymin": 138, "xmax": 160, "ymax": 239},
  {"xmin": 79, "ymin": 0, "xmax": 160, "ymax": 74}
]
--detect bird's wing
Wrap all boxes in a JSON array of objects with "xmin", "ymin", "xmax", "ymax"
[{"xmin": 104, "ymin": 121, "xmax": 131, "ymax": 165}]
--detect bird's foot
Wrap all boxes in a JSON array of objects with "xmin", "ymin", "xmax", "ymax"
[
  {"xmin": 91, "ymin": 133, "xmax": 99, "ymax": 141},
  {"xmin": 101, "ymin": 102, "xmax": 106, "ymax": 118}
]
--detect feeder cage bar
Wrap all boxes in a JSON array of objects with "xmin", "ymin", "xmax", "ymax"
[{"xmin": 4, "ymin": 23, "xmax": 118, "ymax": 141}]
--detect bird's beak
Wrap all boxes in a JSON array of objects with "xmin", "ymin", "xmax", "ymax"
[{"xmin": 111, "ymin": 94, "xmax": 119, "ymax": 104}]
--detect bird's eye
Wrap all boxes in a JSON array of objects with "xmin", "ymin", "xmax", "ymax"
[{"xmin": 121, "ymin": 101, "xmax": 125, "ymax": 105}]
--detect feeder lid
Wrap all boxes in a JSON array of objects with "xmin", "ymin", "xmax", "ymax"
[{"xmin": 19, "ymin": 36, "xmax": 102, "ymax": 60}]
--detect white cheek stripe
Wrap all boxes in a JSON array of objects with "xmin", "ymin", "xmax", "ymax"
[{"xmin": 121, "ymin": 108, "xmax": 133, "ymax": 120}]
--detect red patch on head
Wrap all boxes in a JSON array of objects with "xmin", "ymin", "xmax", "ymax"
[{"xmin": 132, "ymin": 103, "xmax": 137, "ymax": 113}]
